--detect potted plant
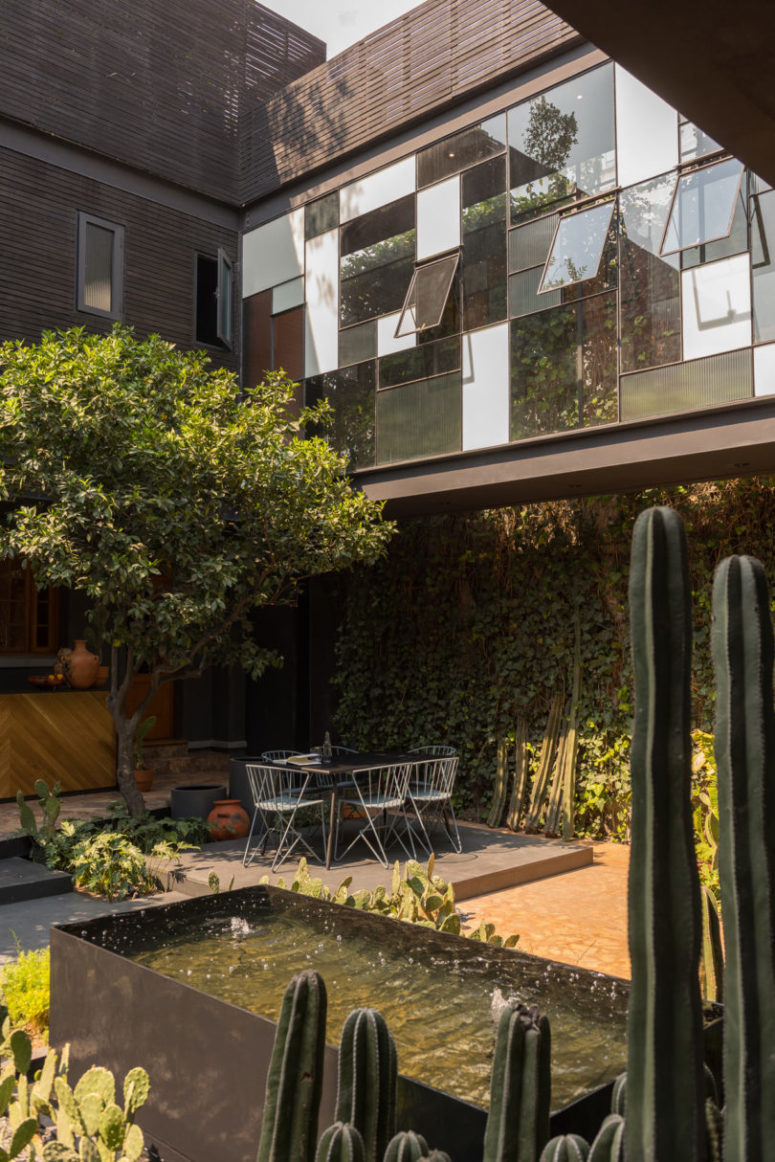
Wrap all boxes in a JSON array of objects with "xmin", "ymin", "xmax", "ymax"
[{"xmin": 134, "ymin": 716, "xmax": 157, "ymax": 793}]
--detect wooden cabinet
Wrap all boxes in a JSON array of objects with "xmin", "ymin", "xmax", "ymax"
[{"xmin": 0, "ymin": 692, "xmax": 115, "ymax": 798}]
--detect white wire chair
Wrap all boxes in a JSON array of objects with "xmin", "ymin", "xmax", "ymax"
[
  {"xmin": 409, "ymin": 745, "xmax": 457, "ymax": 758},
  {"xmin": 260, "ymin": 749, "xmax": 303, "ymax": 761},
  {"xmin": 334, "ymin": 762, "xmax": 414, "ymax": 867},
  {"xmin": 405, "ymin": 754, "xmax": 462, "ymax": 854},
  {"xmin": 242, "ymin": 763, "xmax": 327, "ymax": 872}
]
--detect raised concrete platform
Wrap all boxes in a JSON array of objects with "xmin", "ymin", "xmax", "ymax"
[
  {"xmin": 169, "ymin": 822, "xmax": 593, "ymax": 901},
  {"xmin": 0, "ymin": 857, "xmax": 72, "ymax": 905}
]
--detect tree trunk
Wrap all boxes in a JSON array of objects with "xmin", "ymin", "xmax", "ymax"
[{"xmin": 115, "ymin": 717, "xmax": 146, "ymax": 816}]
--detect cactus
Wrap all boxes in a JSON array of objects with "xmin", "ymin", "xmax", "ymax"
[
  {"xmin": 609, "ymin": 1074, "xmax": 626, "ymax": 1118},
  {"xmin": 257, "ymin": 969, "xmax": 327, "ymax": 1162},
  {"xmin": 417, "ymin": 1153, "xmax": 452, "ymax": 1162},
  {"xmin": 316, "ymin": 1123, "xmax": 366, "ymax": 1162},
  {"xmin": 705, "ymin": 1100, "xmax": 724, "ymax": 1162},
  {"xmin": 335, "ymin": 1008, "xmax": 397, "ymax": 1162},
  {"xmin": 711, "ymin": 553, "xmax": 775, "ymax": 1162},
  {"xmin": 587, "ymin": 1115, "xmax": 624, "ymax": 1162},
  {"xmin": 626, "ymin": 506, "xmax": 707, "ymax": 1162},
  {"xmin": 539, "ymin": 1134, "xmax": 589, "ymax": 1162},
  {"xmin": 699, "ymin": 886, "xmax": 724, "ymax": 1004},
  {"xmin": 383, "ymin": 1132, "xmax": 429, "ymax": 1162},
  {"xmin": 483, "ymin": 1002, "xmax": 551, "ymax": 1162}
]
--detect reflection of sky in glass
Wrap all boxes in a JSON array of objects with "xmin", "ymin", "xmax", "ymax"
[
  {"xmin": 661, "ymin": 158, "xmax": 743, "ymax": 254},
  {"xmin": 539, "ymin": 202, "xmax": 613, "ymax": 292}
]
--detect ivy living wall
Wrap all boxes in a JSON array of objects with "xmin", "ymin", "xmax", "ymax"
[{"xmin": 332, "ymin": 477, "xmax": 775, "ymax": 839}]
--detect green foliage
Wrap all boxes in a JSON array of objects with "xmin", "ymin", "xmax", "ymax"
[
  {"xmin": 0, "ymin": 948, "xmax": 50, "ymax": 1040},
  {"xmin": 0, "ymin": 1010, "xmax": 148, "ymax": 1161},
  {"xmin": 331, "ymin": 480, "xmax": 775, "ymax": 837},
  {"xmin": 0, "ymin": 324, "xmax": 391, "ymax": 813},
  {"xmin": 265, "ymin": 857, "xmax": 519, "ymax": 946},
  {"xmin": 132, "ymin": 717, "xmax": 156, "ymax": 770},
  {"xmin": 16, "ymin": 781, "xmax": 62, "ymax": 859},
  {"xmin": 691, "ymin": 730, "xmax": 720, "ymax": 897}
]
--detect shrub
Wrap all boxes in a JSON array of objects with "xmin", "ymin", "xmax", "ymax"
[{"xmin": 0, "ymin": 947, "xmax": 50, "ymax": 1040}]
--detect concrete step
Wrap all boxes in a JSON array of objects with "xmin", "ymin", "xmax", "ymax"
[{"xmin": 0, "ymin": 857, "xmax": 72, "ymax": 905}]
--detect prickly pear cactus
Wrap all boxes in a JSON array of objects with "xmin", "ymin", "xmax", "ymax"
[
  {"xmin": 336, "ymin": 1008, "xmax": 397, "ymax": 1162},
  {"xmin": 316, "ymin": 1122, "xmax": 366, "ymax": 1162},
  {"xmin": 258, "ymin": 969, "xmax": 327, "ymax": 1162},
  {"xmin": 482, "ymin": 1001, "xmax": 551, "ymax": 1162},
  {"xmin": 712, "ymin": 553, "xmax": 775, "ymax": 1162},
  {"xmin": 627, "ymin": 506, "xmax": 707, "ymax": 1162}
]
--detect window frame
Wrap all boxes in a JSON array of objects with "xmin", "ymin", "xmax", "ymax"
[
  {"xmin": 217, "ymin": 247, "xmax": 233, "ymax": 348},
  {"xmin": 76, "ymin": 212, "xmax": 125, "ymax": 320},
  {"xmin": 538, "ymin": 200, "xmax": 615, "ymax": 294},
  {"xmin": 659, "ymin": 157, "xmax": 744, "ymax": 258},
  {"xmin": 0, "ymin": 558, "xmax": 59, "ymax": 656},
  {"xmin": 394, "ymin": 252, "xmax": 460, "ymax": 338}
]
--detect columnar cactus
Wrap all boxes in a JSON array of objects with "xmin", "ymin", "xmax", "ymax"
[
  {"xmin": 335, "ymin": 1007, "xmax": 397, "ymax": 1162},
  {"xmin": 315, "ymin": 1123, "xmax": 366, "ymax": 1162},
  {"xmin": 587, "ymin": 1115, "xmax": 624, "ymax": 1162},
  {"xmin": 383, "ymin": 1132, "xmax": 429, "ymax": 1162},
  {"xmin": 626, "ymin": 506, "xmax": 707, "ymax": 1162},
  {"xmin": 257, "ymin": 969, "xmax": 327, "ymax": 1162},
  {"xmin": 699, "ymin": 886, "xmax": 724, "ymax": 1004},
  {"xmin": 482, "ymin": 1002, "xmax": 551, "ymax": 1162},
  {"xmin": 712, "ymin": 554, "xmax": 775, "ymax": 1162},
  {"xmin": 539, "ymin": 1134, "xmax": 589, "ymax": 1162}
]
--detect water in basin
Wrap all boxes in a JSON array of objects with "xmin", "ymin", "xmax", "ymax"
[{"xmin": 119, "ymin": 890, "xmax": 627, "ymax": 1110}]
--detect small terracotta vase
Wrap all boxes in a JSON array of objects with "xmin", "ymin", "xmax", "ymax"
[
  {"xmin": 62, "ymin": 640, "xmax": 100, "ymax": 689},
  {"xmin": 207, "ymin": 799, "xmax": 250, "ymax": 841},
  {"xmin": 135, "ymin": 769, "xmax": 154, "ymax": 793}
]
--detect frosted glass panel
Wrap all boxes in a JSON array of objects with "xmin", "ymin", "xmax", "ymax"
[
  {"xmin": 615, "ymin": 66, "xmax": 677, "ymax": 187},
  {"xmin": 272, "ymin": 277, "xmax": 304, "ymax": 314},
  {"xmin": 461, "ymin": 323, "xmax": 509, "ymax": 449},
  {"xmin": 417, "ymin": 177, "xmax": 461, "ymax": 261},
  {"xmin": 620, "ymin": 350, "xmax": 751, "ymax": 419},
  {"xmin": 378, "ymin": 313, "xmax": 416, "ymax": 356},
  {"xmin": 304, "ymin": 229, "xmax": 339, "ymax": 377},
  {"xmin": 754, "ymin": 344, "xmax": 775, "ymax": 396},
  {"xmin": 340, "ymin": 158, "xmax": 416, "ymax": 224},
  {"xmin": 83, "ymin": 224, "xmax": 114, "ymax": 312},
  {"xmin": 376, "ymin": 373, "xmax": 461, "ymax": 464},
  {"xmin": 243, "ymin": 209, "xmax": 304, "ymax": 297},
  {"xmin": 681, "ymin": 253, "xmax": 751, "ymax": 360}
]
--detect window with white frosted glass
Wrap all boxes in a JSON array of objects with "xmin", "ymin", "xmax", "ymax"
[
  {"xmin": 681, "ymin": 253, "xmax": 751, "ymax": 360},
  {"xmin": 304, "ymin": 229, "xmax": 339, "ymax": 378},
  {"xmin": 417, "ymin": 177, "xmax": 460, "ymax": 261},
  {"xmin": 377, "ymin": 313, "xmax": 415, "ymax": 356},
  {"xmin": 539, "ymin": 202, "xmax": 614, "ymax": 293},
  {"xmin": 660, "ymin": 159, "xmax": 743, "ymax": 255},
  {"xmin": 77, "ymin": 213, "xmax": 124, "ymax": 318},
  {"xmin": 242, "ymin": 209, "xmax": 304, "ymax": 297},
  {"xmin": 615, "ymin": 66, "xmax": 678, "ymax": 187},
  {"xmin": 272, "ymin": 278, "xmax": 304, "ymax": 314},
  {"xmin": 754, "ymin": 344, "xmax": 775, "ymax": 396},
  {"xmin": 340, "ymin": 157, "xmax": 416, "ymax": 225},
  {"xmin": 461, "ymin": 322, "xmax": 509, "ymax": 450}
]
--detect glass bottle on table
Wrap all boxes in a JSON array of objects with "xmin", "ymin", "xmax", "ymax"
[{"xmin": 322, "ymin": 731, "xmax": 332, "ymax": 764}]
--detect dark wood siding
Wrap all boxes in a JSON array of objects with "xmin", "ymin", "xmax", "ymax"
[
  {"xmin": 0, "ymin": 147, "xmax": 239, "ymax": 372},
  {"xmin": 0, "ymin": 0, "xmax": 325, "ymax": 203},
  {"xmin": 241, "ymin": 0, "xmax": 582, "ymax": 200}
]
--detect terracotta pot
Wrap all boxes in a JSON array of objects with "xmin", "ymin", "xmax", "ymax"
[
  {"xmin": 61, "ymin": 640, "xmax": 100, "ymax": 689},
  {"xmin": 135, "ymin": 769, "xmax": 154, "ymax": 793},
  {"xmin": 207, "ymin": 799, "xmax": 250, "ymax": 841}
]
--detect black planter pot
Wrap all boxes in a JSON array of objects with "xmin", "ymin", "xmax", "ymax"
[{"xmin": 169, "ymin": 783, "xmax": 226, "ymax": 820}]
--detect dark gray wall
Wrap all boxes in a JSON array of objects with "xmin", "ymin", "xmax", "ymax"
[{"xmin": 0, "ymin": 0, "xmax": 325, "ymax": 202}]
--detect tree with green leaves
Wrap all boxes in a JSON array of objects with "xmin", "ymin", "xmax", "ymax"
[{"xmin": 0, "ymin": 325, "xmax": 392, "ymax": 814}]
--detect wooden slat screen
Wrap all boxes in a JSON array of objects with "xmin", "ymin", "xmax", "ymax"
[{"xmin": 241, "ymin": 0, "xmax": 583, "ymax": 202}]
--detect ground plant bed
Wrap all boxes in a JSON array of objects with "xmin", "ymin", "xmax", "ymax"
[{"xmin": 50, "ymin": 886, "xmax": 630, "ymax": 1162}]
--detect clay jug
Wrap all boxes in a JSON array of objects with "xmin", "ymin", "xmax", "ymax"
[
  {"xmin": 207, "ymin": 799, "xmax": 250, "ymax": 841},
  {"xmin": 63, "ymin": 640, "xmax": 100, "ymax": 689}
]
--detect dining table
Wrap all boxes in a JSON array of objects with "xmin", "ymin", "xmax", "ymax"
[{"xmin": 267, "ymin": 751, "xmax": 419, "ymax": 869}]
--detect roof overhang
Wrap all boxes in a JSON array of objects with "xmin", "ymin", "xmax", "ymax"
[{"xmin": 538, "ymin": 0, "xmax": 775, "ymax": 187}]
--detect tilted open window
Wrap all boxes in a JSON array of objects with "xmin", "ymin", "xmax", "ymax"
[
  {"xmin": 77, "ymin": 212, "xmax": 124, "ymax": 319},
  {"xmin": 660, "ymin": 158, "xmax": 744, "ymax": 256},
  {"xmin": 538, "ymin": 201, "xmax": 614, "ymax": 294},
  {"xmin": 394, "ymin": 252, "xmax": 459, "ymax": 338}
]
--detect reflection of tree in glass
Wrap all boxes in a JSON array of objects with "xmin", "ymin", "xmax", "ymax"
[
  {"xmin": 618, "ymin": 183, "xmax": 681, "ymax": 373},
  {"xmin": 307, "ymin": 368, "xmax": 376, "ymax": 471},
  {"xmin": 511, "ymin": 97, "xmax": 578, "ymax": 222},
  {"xmin": 339, "ymin": 231, "xmax": 415, "ymax": 326},
  {"xmin": 462, "ymin": 194, "xmax": 508, "ymax": 327}
]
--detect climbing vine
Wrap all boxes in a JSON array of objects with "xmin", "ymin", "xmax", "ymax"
[{"xmin": 331, "ymin": 477, "xmax": 775, "ymax": 838}]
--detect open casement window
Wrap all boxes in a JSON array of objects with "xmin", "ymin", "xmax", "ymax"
[
  {"xmin": 217, "ymin": 248, "xmax": 233, "ymax": 347},
  {"xmin": 394, "ymin": 253, "xmax": 460, "ymax": 338},
  {"xmin": 0, "ymin": 558, "xmax": 58, "ymax": 654},
  {"xmin": 538, "ymin": 202, "xmax": 615, "ymax": 294},
  {"xmin": 660, "ymin": 158, "xmax": 744, "ymax": 256}
]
